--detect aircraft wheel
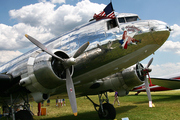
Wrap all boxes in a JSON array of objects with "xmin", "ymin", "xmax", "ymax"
[
  {"xmin": 98, "ymin": 103, "xmax": 116, "ymax": 119},
  {"xmin": 15, "ymin": 110, "xmax": 33, "ymax": 120}
]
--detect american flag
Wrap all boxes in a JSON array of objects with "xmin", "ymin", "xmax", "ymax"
[{"xmin": 93, "ymin": 2, "xmax": 115, "ymax": 21}]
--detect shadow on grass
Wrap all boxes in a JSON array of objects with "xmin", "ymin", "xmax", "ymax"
[
  {"xmin": 116, "ymin": 105, "xmax": 137, "ymax": 113},
  {"xmin": 132, "ymin": 94, "xmax": 180, "ymax": 104},
  {"xmin": 34, "ymin": 105, "xmax": 137, "ymax": 120}
]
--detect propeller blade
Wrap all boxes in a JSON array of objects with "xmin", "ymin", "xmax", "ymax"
[
  {"xmin": 66, "ymin": 69, "xmax": 77, "ymax": 116},
  {"xmin": 25, "ymin": 34, "xmax": 64, "ymax": 62},
  {"xmin": 73, "ymin": 41, "xmax": 89, "ymax": 58},
  {"xmin": 25, "ymin": 34, "xmax": 84, "ymax": 115},
  {"xmin": 141, "ymin": 57, "xmax": 155, "ymax": 107},
  {"xmin": 144, "ymin": 75, "xmax": 153, "ymax": 107},
  {"xmin": 146, "ymin": 57, "xmax": 153, "ymax": 68}
]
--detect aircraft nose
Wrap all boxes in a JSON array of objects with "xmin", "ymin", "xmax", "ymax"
[{"xmin": 148, "ymin": 20, "xmax": 170, "ymax": 45}]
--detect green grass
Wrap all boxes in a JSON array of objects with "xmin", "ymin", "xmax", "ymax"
[{"xmin": 1, "ymin": 90, "xmax": 180, "ymax": 120}]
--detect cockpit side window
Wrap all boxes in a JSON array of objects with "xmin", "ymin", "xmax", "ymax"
[
  {"xmin": 118, "ymin": 18, "xmax": 126, "ymax": 23},
  {"xmin": 107, "ymin": 19, "xmax": 118, "ymax": 30},
  {"xmin": 125, "ymin": 16, "xmax": 140, "ymax": 22}
]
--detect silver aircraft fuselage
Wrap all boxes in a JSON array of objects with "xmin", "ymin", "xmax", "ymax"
[{"xmin": 0, "ymin": 13, "xmax": 170, "ymax": 96}]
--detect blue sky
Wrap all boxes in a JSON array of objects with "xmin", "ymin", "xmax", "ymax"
[
  {"xmin": 0, "ymin": 0, "xmax": 180, "ymax": 77},
  {"xmin": 2, "ymin": 0, "xmax": 180, "ymax": 26}
]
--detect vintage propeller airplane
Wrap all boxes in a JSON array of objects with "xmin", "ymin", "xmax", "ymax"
[
  {"xmin": 150, "ymin": 73, "xmax": 180, "ymax": 91},
  {"xmin": 132, "ymin": 83, "xmax": 172, "ymax": 95},
  {"xmin": 132, "ymin": 77, "xmax": 172, "ymax": 95},
  {"xmin": 0, "ymin": 2, "xmax": 171, "ymax": 120},
  {"xmin": 131, "ymin": 71, "xmax": 180, "ymax": 96}
]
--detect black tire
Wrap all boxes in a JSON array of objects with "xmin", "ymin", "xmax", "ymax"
[
  {"xmin": 15, "ymin": 110, "xmax": 33, "ymax": 120},
  {"xmin": 98, "ymin": 103, "xmax": 116, "ymax": 119}
]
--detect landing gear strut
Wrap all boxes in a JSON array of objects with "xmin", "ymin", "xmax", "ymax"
[
  {"xmin": 86, "ymin": 92, "xmax": 116, "ymax": 119},
  {"xmin": 2, "ymin": 93, "xmax": 33, "ymax": 120}
]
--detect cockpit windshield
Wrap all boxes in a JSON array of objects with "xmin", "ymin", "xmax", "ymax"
[
  {"xmin": 126, "ymin": 16, "xmax": 140, "ymax": 22},
  {"xmin": 106, "ymin": 14, "xmax": 141, "ymax": 30},
  {"xmin": 118, "ymin": 16, "xmax": 140, "ymax": 23}
]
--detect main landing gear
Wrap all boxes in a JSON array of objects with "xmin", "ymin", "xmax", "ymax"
[
  {"xmin": 2, "ymin": 93, "xmax": 33, "ymax": 120},
  {"xmin": 86, "ymin": 92, "xmax": 116, "ymax": 119}
]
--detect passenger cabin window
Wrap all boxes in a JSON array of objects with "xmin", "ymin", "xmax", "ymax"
[
  {"xmin": 107, "ymin": 19, "xmax": 118, "ymax": 30},
  {"xmin": 118, "ymin": 16, "xmax": 140, "ymax": 23}
]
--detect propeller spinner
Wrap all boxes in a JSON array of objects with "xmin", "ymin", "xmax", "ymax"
[{"xmin": 25, "ymin": 34, "xmax": 89, "ymax": 116}]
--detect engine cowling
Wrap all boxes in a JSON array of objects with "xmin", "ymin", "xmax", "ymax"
[
  {"xmin": 77, "ymin": 63, "xmax": 145, "ymax": 97},
  {"xmin": 105, "ymin": 65, "xmax": 145, "ymax": 96},
  {"xmin": 8, "ymin": 50, "xmax": 74, "ymax": 102},
  {"xmin": 31, "ymin": 50, "xmax": 74, "ymax": 89},
  {"xmin": 111, "ymin": 63, "xmax": 146, "ymax": 96}
]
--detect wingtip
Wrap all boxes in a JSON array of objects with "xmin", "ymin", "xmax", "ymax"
[
  {"xmin": 74, "ymin": 112, "xmax": 78, "ymax": 116},
  {"xmin": 25, "ymin": 34, "xmax": 28, "ymax": 38}
]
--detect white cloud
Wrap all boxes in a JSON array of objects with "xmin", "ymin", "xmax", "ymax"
[
  {"xmin": 0, "ymin": 0, "xmax": 105, "ymax": 64},
  {"xmin": 0, "ymin": 23, "xmax": 55, "ymax": 50},
  {"xmin": 159, "ymin": 40, "xmax": 180, "ymax": 54},
  {"xmin": 150, "ymin": 63, "xmax": 180, "ymax": 77},
  {"xmin": 50, "ymin": 0, "xmax": 65, "ymax": 4},
  {"xmin": 9, "ymin": 0, "xmax": 105, "ymax": 36},
  {"xmin": 0, "ymin": 0, "xmax": 105, "ymax": 51},
  {"xmin": 158, "ymin": 24, "xmax": 180, "ymax": 55},
  {"xmin": 0, "ymin": 50, "xmax": 23, "ymax": 65},
  {"xmin": 9, "ymin": 2, "xmax": 56, "ymax": 27},
  {"xmin": 170, "ymin": 24, "xmax": 180, "ymax": 38}
]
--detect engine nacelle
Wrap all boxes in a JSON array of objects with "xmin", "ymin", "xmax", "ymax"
[
  {"xmin": 29, "ymin": 50, "xmax": 73, "ymax": 91},
  {"xmin": 77, "ymin": 64, "xmax": 145, "ymax": 97},
  {"xmin": 105, "ymin": 66, "xmax": 144, "ymax": 96},
  {"xmin": 7, "ymin": 49, "xmax": 74, "ymax": 98},
  {"xmin": 110, "ymin": 64, "xmax": 145, "ymax": 96},
  {"xmin": 30, "ymin": 92, "xmax": 50, "ymax": 103}
]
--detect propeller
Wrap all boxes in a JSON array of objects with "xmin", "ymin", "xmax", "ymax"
[
  {"xmin": 25, "ymin": 34, "xmax": 64, "ymax": 62},
  {"xmin": 144, "ymin": 58, "xmax": 154, "ymax": 107},
  {"xmin": 136, "ymin": 58, "xmax": 154, "ymax": 107},
  {"xmin": 25, "ymin": 34, "xmax": 89, "ymax": 116}
]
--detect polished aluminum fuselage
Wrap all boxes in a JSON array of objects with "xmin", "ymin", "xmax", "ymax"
[{"xmin": 0, "ymin": 13, "xmax": 170, "ymax": 97}]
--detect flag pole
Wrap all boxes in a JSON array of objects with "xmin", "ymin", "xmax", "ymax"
[{"xmin": 110, "ymin": 1, "xmax": 119, "ymax": 28}]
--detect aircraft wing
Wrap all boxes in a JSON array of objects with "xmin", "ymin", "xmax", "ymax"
[{"xmin": 151, "ymin": 78, "xmax": 180, "ymax": 89}]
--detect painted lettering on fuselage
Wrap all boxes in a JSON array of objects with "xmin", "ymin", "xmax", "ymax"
[{"xmin": 121, "ymin": 25, "xmax": 142, "ymax": 33}]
